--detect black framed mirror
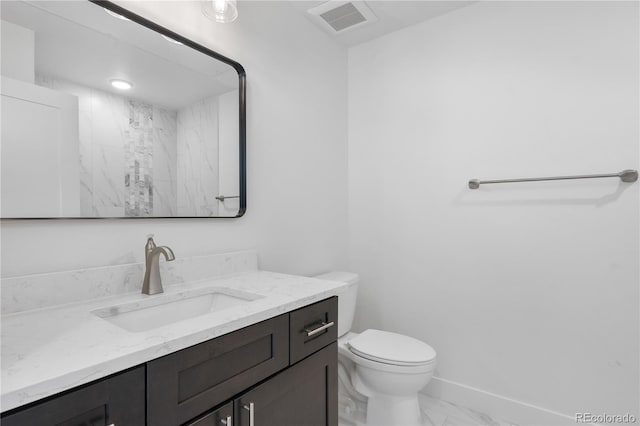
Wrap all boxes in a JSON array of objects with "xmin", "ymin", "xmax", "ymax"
[{"xmin": 0, "ymin": 0, "xmax": 246, "ymax": 219}]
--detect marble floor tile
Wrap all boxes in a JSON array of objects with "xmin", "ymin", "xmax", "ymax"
[
  {"xmin": 420, "ymin": 394, "xmax": 518, "ymax": 426},
  {"xmin": 339, "ymin": 394, "xmax": 518, "ymax": 426}
]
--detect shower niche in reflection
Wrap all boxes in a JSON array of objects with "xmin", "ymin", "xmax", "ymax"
[{"xmin": 1, "ymin": 1, "xmax": 246, "ymax": 218}]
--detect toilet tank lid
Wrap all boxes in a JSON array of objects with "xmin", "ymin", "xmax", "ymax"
[{"xmin": 314, "ymin": 271, "xmax": 359, "ymax": 285}]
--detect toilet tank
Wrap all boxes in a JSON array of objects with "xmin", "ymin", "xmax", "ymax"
[{"xmin": 314, "ymin": 271, "xmax": 359, "ymax": 337}]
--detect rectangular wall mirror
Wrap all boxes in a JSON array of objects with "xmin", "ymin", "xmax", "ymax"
[{"xmin": 1, "ymin": 0, "xmax": 246, "ymax": 218}]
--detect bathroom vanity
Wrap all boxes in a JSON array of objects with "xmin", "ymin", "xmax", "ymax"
[
  {"xmin": 1, "ymin": 252, "xmax": 346, "ymax": 426},
  {"xmin": 2, "ymin": 298, "xmax": 337, "ymax": 426}
]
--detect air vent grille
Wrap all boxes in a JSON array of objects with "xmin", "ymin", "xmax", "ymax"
[
  {"xmin": 308, "ymin": 1, "xmax": 377, "ymax": 34},
  {"xmin": 319, "ymin": 3, "xmax": 366, "ymax": 32}
]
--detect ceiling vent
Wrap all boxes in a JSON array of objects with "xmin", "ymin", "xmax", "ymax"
[{"xmin": 308, "ymin": 1, "xmax": 377, "ymax": 34}]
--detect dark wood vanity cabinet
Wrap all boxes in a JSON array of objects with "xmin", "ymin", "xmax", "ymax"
[
  {"xmin": 1, "ymin": 297, "xmax": 338, "ymax": 426},
  {"xmin": 167, "ymin": 297, "xmax": 338, "ymax": 426},
  {"xmin": 0, "ymin": 366, "xmax": 145, "ymax": 426}
]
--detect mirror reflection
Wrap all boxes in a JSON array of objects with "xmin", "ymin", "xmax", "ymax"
[{"xmin": 1, "ymin": 1, "xmax": 244, "ymax": 218}]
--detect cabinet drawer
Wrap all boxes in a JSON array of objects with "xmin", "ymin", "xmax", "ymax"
[
  {"xmin": 0, "ymin": 366, "xmax": 145, "ymax": 426},
  {"xmin": 186, "ymin": 401, "xmax": 233, "ymax": 426},
  {"xmin": 147, "ymin": 314, "xmax": 289, "ymax": 426},
  {"xmin": 290, "ymin": 297, "xmax": 338, "ymax": 364}
]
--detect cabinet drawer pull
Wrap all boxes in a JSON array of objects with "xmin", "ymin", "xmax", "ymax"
[
  {"xmin": 304, "ymin": 321, "xmax": 334, "ymax": 337},
  {"xmin": 221, "ymin": 415, "xmax": 232, "ymax": 425},
  {"xmin": 243, "ymin": 402, "xmax": 254, "ymax": 426}
]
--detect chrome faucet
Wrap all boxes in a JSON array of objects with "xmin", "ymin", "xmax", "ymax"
[{"xmin": 142, "ymin": 235, "xmax": 175, "ymax": 295}]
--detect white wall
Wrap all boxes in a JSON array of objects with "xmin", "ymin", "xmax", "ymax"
[
  {"xmin": 0, "ymin": 20, "xmax": 34, "ymax": 83},
  {"xmin": 1, "ymin": 77, "xmax": 80, "ymax": 218},
  {"xmin": 1, "ymin": 1, "xmax": 348, "ymax": 277},
  {"xmin": 348, "ymin": 1, "xmax": 638, "ymax": 421}
]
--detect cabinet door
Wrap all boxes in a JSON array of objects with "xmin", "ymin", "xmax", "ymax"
[
  {"xmin": 235, "ymin": 342, "xmax": 337, "ymax": 426},
  {"xmin": 147, "ymin": 314, "xmax": 289, "ymax": 426},
  {"xmin": 0, "ymin": 366, "xmax": 145, "ymax": 426}
]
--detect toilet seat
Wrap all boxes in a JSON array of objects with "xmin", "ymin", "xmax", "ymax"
[{"xmin": 347, "ymin": 329, "xmax": 436, "ymax": 367}]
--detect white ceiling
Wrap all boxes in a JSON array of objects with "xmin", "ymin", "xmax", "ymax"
[
  {"xmin": 289, "ymin": 1, "xmax": 474, "ymax": 47},
  {"xmin": 2, "ymin": 0, "xmax": 473, "ymax": 109},
  {"xmin": 1, "ymin": 1, "xmax": 238, "ymax": 110}
]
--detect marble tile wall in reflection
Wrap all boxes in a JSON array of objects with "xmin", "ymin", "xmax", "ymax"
[
  {"xmin": 177, "ymin": 96, "xmax": 220, "ymax": 217},
  {"xmin": 34, "ymin": 75, "xmax": 233, "ymax": 218},
  {"xmin": 153, "ymin": 107, "xmax": 178, "ymax": 216},
  {"xmin": 35, "ymin": 74, "xmax": 178, "ymax": 217}
]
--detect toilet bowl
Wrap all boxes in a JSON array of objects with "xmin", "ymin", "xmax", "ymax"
[{"xmin": 315, "ymin": 272, "xmax": 437, "ymax": 426}]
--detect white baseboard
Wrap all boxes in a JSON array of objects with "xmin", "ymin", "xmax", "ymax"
[{"xmin": 423, "ymin": 376, "xmax": 586, "ymax": 426}]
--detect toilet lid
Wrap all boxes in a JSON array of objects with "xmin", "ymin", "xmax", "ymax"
[{"xmin": 347, "ymin": 329, "xmax": 436, "ymax": 366}]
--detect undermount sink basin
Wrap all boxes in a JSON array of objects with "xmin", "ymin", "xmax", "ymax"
[{"xmin": 92, "ymin": 287, "xmax": 263, "ymax": 332}]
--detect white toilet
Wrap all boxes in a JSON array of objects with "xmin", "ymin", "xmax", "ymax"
[{"xmin": 315, "ymin": 272, "xmax": 437, "ymax": 426}]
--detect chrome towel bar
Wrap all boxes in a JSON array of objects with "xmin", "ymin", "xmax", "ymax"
[{"xmin": 469, "ymin": 169, "xmax": 638, "ymax": 189}]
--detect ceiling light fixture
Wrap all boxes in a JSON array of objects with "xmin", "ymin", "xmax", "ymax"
[
  {"xmin": 104, "ymin": 9, "xmax": 131, "ymax": 21},
  {"xmin": 110, "ymin": 79, "xmax": 133, "ymax": 90},
  {"xmin": 202, "ymin": 0, "xmax": 238, "ymax": 23}
]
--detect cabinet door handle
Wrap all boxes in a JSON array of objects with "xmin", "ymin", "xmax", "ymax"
[
  {"xmin": 221, "ymin": 415, "xmax": 232, "ymax": 425},
  {"xmin": 304, "ymin": 321, "xmax": 334, "ymax": 337},
  {"xmin": 243, "ymin": 402, "xmax": 254, "ymax": 426}
]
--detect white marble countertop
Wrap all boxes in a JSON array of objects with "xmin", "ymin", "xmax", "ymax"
[{"xmin": 1, "ymin": 271, "xmax": 348, "ymax": 412}]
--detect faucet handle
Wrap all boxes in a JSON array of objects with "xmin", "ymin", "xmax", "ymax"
[
  {"xmin": 145, "ymin": 235, "xmax": 156, "ymax": 247},
  {"xmin": 144, "ymin": 235, "xmax": 157, "ymax": 264}
]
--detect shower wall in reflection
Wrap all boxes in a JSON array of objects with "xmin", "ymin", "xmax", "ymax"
[
  {"xmin": 35, "ymin": 74, "xmax": 234, "ymax": 217},
  {"xmin": 177, "ymin": 96, "xmax": 219, "ymax": 217}
]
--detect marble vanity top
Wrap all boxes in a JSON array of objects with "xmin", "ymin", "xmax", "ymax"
[{"xmin": 1, "ymin": 269, "xmax": 349, "ymax": 412}]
